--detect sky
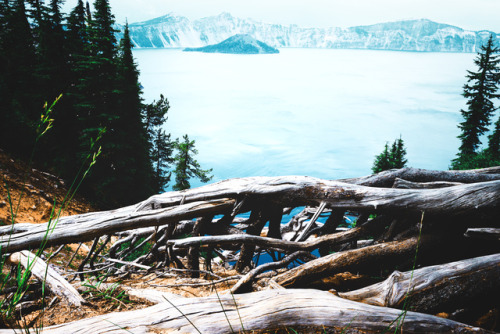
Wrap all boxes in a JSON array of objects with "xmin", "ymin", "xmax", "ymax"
[{"xmin": 61, "ymin": 0, "xmax": 500, "ymax": 32}]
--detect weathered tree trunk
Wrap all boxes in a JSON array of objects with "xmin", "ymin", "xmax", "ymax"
[
  {"xmin": 7, "ymin": 251, "xmax": 85, "ymax": 307},
  {"xmin": 0, "ymin": 199, "xmax": 235, "ymax": 253},
  {"xmin": 341, "ymin": 167, "xmax": 500, "ymax": 187},
  {"xmin": 274, "ymin": 236, "xmax": 430, "ymax": 288},
  {"xmin": 2, "ymin": 176, "xmax": 498, "ymax": 254},
  {"xmin": 339, "ymin": 253, "xmax": 500, "ymax": 314},
  {"xmin": 0, "ymin": 289, "xmax": 492, "ymax": 334}
]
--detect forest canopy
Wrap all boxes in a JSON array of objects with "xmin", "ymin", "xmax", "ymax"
[{"xmin": 0, "ymin": 0, "xmax": 211, "ymax": 208}]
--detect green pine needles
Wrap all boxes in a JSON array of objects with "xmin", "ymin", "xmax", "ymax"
[
  {"xmin": 452, "ymin": 34, "xmax": 500, "ymax": 169},
  {"xmin": 372, "ymin": 136, "xmax": 408, "ymax": 174},
  {"xmin": 0, "ymin": 0, "xmax": 214, "ymax": 208}
]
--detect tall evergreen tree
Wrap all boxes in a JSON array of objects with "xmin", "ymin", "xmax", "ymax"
[
  {"xmin": 0, "ymin": 0, "xmax": 38, "ymax": 156},
  {"xmin": 173, "ymin": 135, "xmax": 213, "ymax": 191},
  {"xmin": 113, "ymin": 22, "xmax": 154, "ymax": 204},
  {"xmin": 452, "ymin": 35, "xmax": 500, "ymax": 169},
  {"xmin": 487, "ymin": 116, "xmax": 500, "ymax": 159},
  {"xmin": 74, "ymin": 0, "xmax": 122, "ymax": 207},
  {"xmin": 144, "ymin": 94, "xmax": 174, "ymax": 192}
]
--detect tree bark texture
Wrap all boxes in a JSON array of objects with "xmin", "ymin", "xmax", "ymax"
[{"xmin": 0, "ymin": 289, "xmax": 492, "ymax": 334}]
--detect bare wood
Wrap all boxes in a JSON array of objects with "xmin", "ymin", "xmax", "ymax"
[
  {"xmin": 3, "ymin": 175, "xmax": 497, "ymax": 255},
  {"xmin": 168, "ymin": 216, "xmax": 386, "ymax": 252},
  {"xmin": 274, "ymin": 236, "xmax": 427, "ymax": 287},
  {"xmin": 392, "ymin": 178, "xmax": 464, "ymax": 189},
  {"xmin": 0, "ymin": 198, "xmax": 235, "ymax": 253},
  {"xmin": 465, "ymin": 228, "xmax": 500, "ymax": 240},
  {"xmin": 2, "ymin": 289, "xmax": 491, "ymax": 333},
  {"xmin": 132, "ymin": 175, "xmax": 500, "ymax": 214},
  {"xmin": 7, "ymin": 251, "xmax": 85, "ymax": 307},
  {"xmin": 296, "ymin": 201, "xmax": 326, "ymax": 241},
  {"xmin": 339, "ymin": 253, "xmax": 500, "ymax": 313},
  {"xmin": 231, "ymin": 251, "xmax": 309, "ymax": 294},
  {"xmin": 340, "ymin": 167, "xmax": 500, "ymax": 187}
]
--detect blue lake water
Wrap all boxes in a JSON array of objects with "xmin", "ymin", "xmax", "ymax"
[{"xmin": 133, "ymin": 48, "xmax": 480, "ymax": 188}]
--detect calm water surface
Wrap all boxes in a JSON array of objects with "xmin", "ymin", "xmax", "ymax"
[{"xmin": 134, "ymin": 48, "xmax": 476, "ymax": 188}]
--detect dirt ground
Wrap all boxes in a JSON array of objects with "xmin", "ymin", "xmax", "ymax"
[
  {"xmin": 0, "ymin": 148, "xmax": 94, "ymax": 226},
  {"xmin": 0, "ymin": 149, "xmax": 243, "ymax": 328}
]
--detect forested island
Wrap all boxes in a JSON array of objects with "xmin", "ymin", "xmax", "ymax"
[
  {"xmin": 184, "ymin": 34, "xmax": 279, "ymax": 54},
  {"xmin": 0, "ymin": 0, "xmax": 499, "ymax": 333}
]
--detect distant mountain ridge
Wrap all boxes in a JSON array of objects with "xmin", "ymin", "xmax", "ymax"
[
  {"xmin": 184, "ymin": 34, "xmax": 279, "ymax": 54},
  {"xmin": 120, "ymin": 13, "xmax": 498, "ymax": 52}
]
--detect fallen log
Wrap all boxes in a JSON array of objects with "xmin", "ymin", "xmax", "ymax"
[
  {"xmin": 341, "ymin": 167, "xmax": 500, "ymax": 187},
  {"xmin": 0, "ymin": 198, "xmax": 235, "ymax": 253},
  {"xmin": 3, "ymin": 176, "xmax": 498, "ymax": 255},
  {"xmin": 339, "ymin": 253, "xmax": 500, "ymax": 314},
  {"xmin": 167, "ymin": 214, "xmax": 386, "ymax": 252},
  {"xmin": 135, "ymin": 176, "xmax": 500, "ymax": 216},
  {"xmin": 7, "ymin": 251, "xmax": 85, "ymax": 307},
  {"xmin": 0, "ymin": 289, "xmax": 492, "ymax": 333}
]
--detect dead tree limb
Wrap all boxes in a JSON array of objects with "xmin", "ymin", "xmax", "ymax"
[
  {"xmin": 274, "ymin": 236, "xmax": 428, "ymax": 288},
  {"xmin": 231, "ymin": 251, "xmax": 309, "ymax": 294},
  {"xmin": 7, "ymin": 251, "xmax": 85, "ymax": 307},
  {"xmin": 340, "ymin": 167, "xmax": 500, "ymax": 187},
  {"xmin": 0, "ymin": 198, "xmax": 235, "ymax": 253},
  {"xmin": 465, "ymin": 228, "xmax": 500, "ymax": 240},
  {"xmin": 339, "ymin": 253, "xmax": 500, "ymax": 314},
  {"xmin": 1, "ymin": 289, "xmax": 492, "ymax": 333}
]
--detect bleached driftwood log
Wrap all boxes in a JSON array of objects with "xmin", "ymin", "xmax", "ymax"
[
  {"xmin": 274, "ymin": 236, "xmax": 426, "ymax": 288},
  {"xmin": 339, "ymin": 253, "xmax": 500, "ymax": 313},
  {"xmin": 7, "ymin": 251, "xmax": 85, "ymax": 307},
  {"xmin": 341, "ymin": 166, "xmax": 500, "ymax": 187},
  {"xmin": 0, "ymin": 289, "xmax": 491, "ymax": 334},
  {"xmin": 0, "ymin": 199, "xmax": 235, "ymax": 253},
  {"xmin": 2, "ymin": 177, "xmax": 499, "ymax": 254}
]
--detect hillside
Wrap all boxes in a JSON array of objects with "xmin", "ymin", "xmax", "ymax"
[
  {"xmin": 184, "ymin": 34, "xmax": 279, "ymax": 54},
  {"xmin": 0, "ymin": 148, "xmax": 94, "ymax": 226}
]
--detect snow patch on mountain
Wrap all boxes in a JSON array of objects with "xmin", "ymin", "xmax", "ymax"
[{"xmin": 121, "ymin": 13, "xmax": 498, "ymax": 52}]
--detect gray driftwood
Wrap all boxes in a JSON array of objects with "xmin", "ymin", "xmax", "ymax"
[
  {"xmin": 0, "ymin": 289, "xmax": 491, "ymax": 334},
  {"xmin": 339, "ymin": 253, "xmax": 500, "ymax": 313},
  {"xmin": 7, "ymin": 251, "xmax": 85, "ymax": 307},
  {"xmin": 4, "ymin": 176, "xmax": 498, "ymax": 254}
]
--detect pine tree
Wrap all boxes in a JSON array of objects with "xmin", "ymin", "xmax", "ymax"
[
  {"xmin": 488, "ymin": 116, "xmax": 500, "ymax": 159},
  {"xmin": 389, "ymin": 136, "xmax": 408, "ymax": 169},
  {"xmin": 0, "ymin": 0, "xmax": 38, "ymax": 156},
  {"xmin": 372, "ymin": 142, "xmax": 391, "ymax": 174},
  {"xmin": 372, "ymin": 137, "xmax": 408, "ymax": 174},
  {"xmin": 144, "ymin": 94, "xmax": 174, "ymax": 192},
  {"xmin": 173, "ymin": 135, "xmax": 213, "ymax": 191},
  {"xmin": 113, "ymin": 22, "xmax": 155, "ymax": 204},
  {"xmin": 452, "ymin": 35, "xmax": 500, "ymax": 169},
  {"xmin": 74, "ymin": 0, "xmax": 122, "ymax": 207}
]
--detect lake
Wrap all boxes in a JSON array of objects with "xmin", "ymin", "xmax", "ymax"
[{"xmin": 133, "ymin": 48, "xmax": 477, "ymax": 188}]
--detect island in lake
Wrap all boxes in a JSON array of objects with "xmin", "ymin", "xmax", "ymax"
[{"xmin": 183, "ymin": 34, "xmax": 279, "ymax": 54}]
